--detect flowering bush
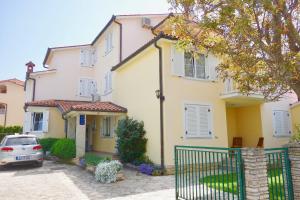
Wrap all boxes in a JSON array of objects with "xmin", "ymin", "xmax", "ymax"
[
  {"xmin": 139, "ymin": 163, "xmax": 154, "ymax": 175},
  {"xmin": 95, "ymin": 160, "xmax": 123, "ymax": 183}
]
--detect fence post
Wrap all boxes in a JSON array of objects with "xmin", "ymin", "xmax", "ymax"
[
  {"xmin": 242, "ymin": 148, "xmax": 269, "ymax": 200},
  {"xmin": 288, "ymin": 143, "xmax": 300, "ymax": 199}
]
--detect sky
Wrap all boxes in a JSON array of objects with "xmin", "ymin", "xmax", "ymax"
[{"xmin": 0, "ymin": 0, "xmax": 170, "ymax": 81}]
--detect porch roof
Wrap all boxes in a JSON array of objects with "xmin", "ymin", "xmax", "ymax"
[{"xmin": 25, "ymin": 99, "xmax": 127, "ymax": 114}]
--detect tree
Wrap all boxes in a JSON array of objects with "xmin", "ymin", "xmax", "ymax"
[{"xmin": 167, "ymin": 0, "xmax": 300, "ymax": 101}]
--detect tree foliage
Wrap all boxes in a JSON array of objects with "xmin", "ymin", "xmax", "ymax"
[{"xmin": 168, "ymin": 0, "xmax": 300, "ymax": 101}]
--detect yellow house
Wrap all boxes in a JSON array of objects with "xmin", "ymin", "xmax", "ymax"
[
  {"xmin": 0, "ymin": 78, "xmax": 25, "ymax": 127},
  {"xmin": 24, "ymin": 14, "xmax": 298, "ymax": 170},
  {"xmin": 0, "ymin": 78, "xmax": 25, "ymax": 126}
]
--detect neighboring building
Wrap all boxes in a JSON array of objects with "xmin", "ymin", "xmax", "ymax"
[
  {"xmin": 0, "ymin": 78, "xmax": 25, "ymax": 127},
  {"xmin": 24, "ymin": 13, "xmax": 298, "ymax": 170}
]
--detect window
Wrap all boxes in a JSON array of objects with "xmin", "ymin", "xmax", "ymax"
[
  {"xmin": 0, "ymin": 104, "xmax": 5, "ymax": 114},
  {"xmin": 171, "ymin": 45, "xmax": 217, "ymax": 80},
  {"xmin": 79, "ymin": 78, "xmax": 97, "ymax": 97},
  {"xmin": 104, "ymin": 72, "xmax": 112, "ymax": 94},
  {"xmin": 0, "ymin": 85, "xmax": 7, "ymax": 93},
  {"xmin": 105, "ymin": 32, "xmax": 113, "ymax": 54},
  {"xmin": 184, "ymin": 103, "xmax": 213, "ymax": 138},
  {"xmin": 5, "ymin": 137, "xmax": 37, "ymax": 146},
  {"xmin": 102, "ymin": 117, "xmax": 112, "ymax": 137},
  {"xmin": 24, "ymin": 111, "xmax": 49, "ymax": 133},
  {"xmin": 272, "ymin": 110, "xmax": 291, "ymax": 137},
  {"xmin": 184, "ymin": 52, "xmax": 206, "ymax": 79},
  {"xmin": 80, "ymin": 47, "xmax": 96, "ymax": 67},
  {"xmin": 32, "ymin": 112, "xmax": 43, "ymax": 131}
]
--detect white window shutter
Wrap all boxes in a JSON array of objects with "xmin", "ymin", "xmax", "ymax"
[
  {"xmin": 207, "ymin": 54, "xmax": 219, "ymax": 81},
  {"xmin": 109, "ymin": 72, "xmax": 112, "ymax": 90},
  {"xmin": 273, "ymin": 110, "xmax": 292, "ymax": 136},
  {"xmin": 171, "ymin": 45, "xmax": 184, "ymax": 76},
  {"xmin": 80, "ymin": 49, "xmax": 87, "ymax": 67},
  {"xmin": 79, "ymin": 79, "xmax": 85, "ymax": 96},
  {"xmin": 198, "ymin": 105, "xmax": 212, "ymax": 137},
  {"xmin": 24, "ymin": 112, "xmax": 32, "ymax": 133},
  {"xmin": 42, "ymin": 111, "xmax": 49, "ymax": 133},
  {"xmin": 185, "ymin": 105, "xmax": 199, "ymax": 137},
  {"xmin": 91, "ymin": 48, "xmax": 97, "ymax": 66}
]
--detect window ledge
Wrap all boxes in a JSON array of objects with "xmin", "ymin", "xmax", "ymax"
[{"xmin": 178, "ymin": 76, "xmax": 217, "ymax": 83}]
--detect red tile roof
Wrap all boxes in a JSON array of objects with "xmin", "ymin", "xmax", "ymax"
[
  {"xmin": 0, "ymin": 78, "xmax": 24, "ymax": 87},
  {"xmin": 25, "ymin": 99, "xmax": 127, "ymax": 114}
]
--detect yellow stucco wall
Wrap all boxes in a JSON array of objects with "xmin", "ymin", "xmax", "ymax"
[
  {"xmin": 226, "ymin": 107, "xmax": 238, "ymax": 147},
  {"xmin": 90, "ymin": 115, "xmax": 117, "ymax": 154},
  {"xmin": 291, "ymin": 103, "xmax": 300, "ymax": 133},
  {"xmin": 113, "ymin": 47, "xmax": 161, "ymax": 164},
  {"xmin": 0, "ymin": 82, "xmax": 25, "ymax": 126},
  {"xmin": 161, "ymin": 41, "xmax": 229, "ymax": 166},
  {"xmin": 27, "ymin": 107, "xmax": 65, "ymax": 138}
]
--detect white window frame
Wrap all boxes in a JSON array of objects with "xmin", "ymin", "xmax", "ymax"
[
  {"xmin": 183, "ymin": 102, "xmax": 213, "ymax": 139},
  {"xmin": 272, "ymin": 110, "xmax": 292, "ymax": 137},
  {"xmin": 184, "ymin": 52, "xmax": 208, "ymax": 80},
  {"xmin": 105, "ymin": 31, "xmax": 113, "ymax": 55},
  {"xmin": 101, "ymin": 116, "xmax": 113, "ymax": 137},
  {"xmin": 32, "ymin": 112, "xmax": 44, "ymax": 132}
]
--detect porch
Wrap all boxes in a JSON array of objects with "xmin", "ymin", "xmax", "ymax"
[
  {"xmin": 63, "ymin": 101, "xmax": 127, "ymax": 158},
  {"xmin": 226, "ymin": 104, "xmax": 263, "ymax": 148}
]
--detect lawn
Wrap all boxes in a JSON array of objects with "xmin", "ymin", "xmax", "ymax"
[{"xmin": 200, "ymin": 169, "xmax": 287, "ymax": 200}]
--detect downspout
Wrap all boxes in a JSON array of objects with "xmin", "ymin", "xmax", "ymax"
[
  {"xmin": 114, "ymin": 19, "xmax": 122, "ymax": 62},
  {"xmin": 154, "ymin": 41, "xmax": 165, "ymax": 169},
  {"xmin": 3, "ymin": 103, "xmax": 7, "ymax": 127}
]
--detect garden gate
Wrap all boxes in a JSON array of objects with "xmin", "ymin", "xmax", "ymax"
[{"xmin": 174, "ymin": 146, "xmax": 294, "ymax": 200}]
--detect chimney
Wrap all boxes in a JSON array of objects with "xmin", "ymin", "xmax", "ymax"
[{"xmin": 26, "ymin": 61, "xmax": 35, "ymax": 73}]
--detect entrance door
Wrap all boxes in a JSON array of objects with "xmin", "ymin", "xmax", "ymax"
[{"xmin": 85, "ymin": 125, "xmax": 93, "ymax": 152}]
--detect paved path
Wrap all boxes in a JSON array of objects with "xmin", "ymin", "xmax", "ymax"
[{"xmin": 0, "ymin": 161, "xmax": 175, "ymax": 200}]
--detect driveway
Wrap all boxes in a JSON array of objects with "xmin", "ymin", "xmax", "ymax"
[{"xmin": 0, "ymin": 161, "xmax": 175, "ymax": 200}]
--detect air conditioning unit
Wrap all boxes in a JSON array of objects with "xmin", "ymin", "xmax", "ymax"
[
  {"xmin": 91, "ymin": 93, "xmax": 101, "ymax": 102},
  {"xmin": 141, "ymin": 17, "xmax": 152, "ymax": 29}
]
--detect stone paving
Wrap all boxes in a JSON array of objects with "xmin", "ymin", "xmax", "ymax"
[{"xmin": 0, "ymin": 161, "xmax": 175, "ymax": 200}]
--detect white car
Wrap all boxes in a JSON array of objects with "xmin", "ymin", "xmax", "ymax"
[{"xmin": 0, "ymin": 135, "xmax": 43, "ymax": 167}]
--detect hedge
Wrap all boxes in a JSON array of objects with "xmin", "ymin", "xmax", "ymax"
[
  {"xmin": 51, "ymin": 138, "xmax": 76, "ymax": 160},
  {"xmin": 39, "ymin": 138, "xmax": 60, "ymax": 153},
  {"xmin": 0, "ymin": 126, "xmax": 23, "ymax": 141}
]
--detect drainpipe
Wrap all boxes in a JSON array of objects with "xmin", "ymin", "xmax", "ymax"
[
  {"xmin": 2, "ymin": 103, "xmax": 7, "ymax": 127},
  {"xmin": 154, "ymin": 41, "xmax": 165, "ymax": 169},
  {"xmin": 114, "ymin": 19, "xmax": 122, "ymax": 62}
]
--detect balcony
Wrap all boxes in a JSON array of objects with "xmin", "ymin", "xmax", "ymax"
[{"xmin": 220, "ymin": 79, "xmax": 264, "ymax": 106}]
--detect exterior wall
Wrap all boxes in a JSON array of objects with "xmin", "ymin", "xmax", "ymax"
[
  {"xmin": 119, "ymin": 15, "xmax": 166, "ymax": 59},
  {"xmin": 261, "ymin": 98, "xmax": 295, "ymax": 147},
  {"xmin": 226, "ymin": 107, "xmax": 238, "ymax": 147},
  {"xmin": 236, "ymin": 105, "xmax": 263, "ymax": 147},
  {"xmin": 31, "ymin": 48, "xmax": 96, "ymax": 102},
  {"xmin": 291, "ymin": 103, "xmax": 300, "ymax": 133},
  {"xmin": 91, "ymin": 115, "xmax": 118, "ymax": 153},
  {"xmin": 26, "ymin": 106, "xmax": 65, "ymax": 138},
  {"xmin": 161, "ymin": 41, "xmax": 229, "ymax": 166},
  {"xmin": 113, "ymin": 47, "xmax": 161, "ymax": 164},
  {"xmin": 0, "ymin": 82, "xmax": 25, "ymax": 126}
]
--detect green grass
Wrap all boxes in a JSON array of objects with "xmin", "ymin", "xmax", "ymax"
[
  {"xmin": 84, "ymin": 153, "xmax": 111, "ymax": 166},
  {"xmin": 200, "ymin": 169, "xmax": 286, "ymax": 200}
]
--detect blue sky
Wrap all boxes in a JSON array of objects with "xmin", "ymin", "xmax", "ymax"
[{"xmin": 0, "ymin": 0, "xmax": 170, "ymax": 80}]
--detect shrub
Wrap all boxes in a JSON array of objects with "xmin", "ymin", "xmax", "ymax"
[
  {"xmin": 0, "ymin": 126, "xmax": 23, "ymax": 141},
  {"xmin": 291, "ymin": 124, "xmax": 300, "ymax": 142},
  {"xmin": 115, "ymin": 117, "xmax": 147, "ymax": 163},
  {"xmin": 39, "ymin": 138, "xmax": 60, "ymax": 153},
  {"xmin": 139, "ymin": 163, "xmax": 154, "ymax": 175},
  {"xmin": 51, "ymin": 138, "xmax": 76, "ymax": 160},
  {"xmin": 131, "ymin": 155, "xmax": 153, "ymax": 166},
  {"xmin": 84, "ymin": 153, "xmax": 110, "ymax": 166},
  {"xmin": 95, "ymin": 160, "xmax": 123, "ymax": 183}
]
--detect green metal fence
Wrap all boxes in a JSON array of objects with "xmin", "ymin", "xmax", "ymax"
[
  {"xmin": 264, "ymin": 148, "xmax": 294, "ymax": 200},
  {"xmin": 175, "ymin": 146, "xmax": 245, "ymax": 200}
]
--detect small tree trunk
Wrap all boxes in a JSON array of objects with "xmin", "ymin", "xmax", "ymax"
[{"xmin": 292, "ymin": 82, "xmax": 300, "ymax": 102}]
